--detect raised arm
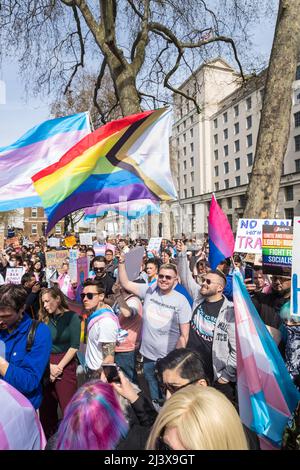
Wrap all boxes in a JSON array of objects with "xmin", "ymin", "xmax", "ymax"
[{"xmin": 176, "ymin": 241, "xmax": 201, "ymax": 301}]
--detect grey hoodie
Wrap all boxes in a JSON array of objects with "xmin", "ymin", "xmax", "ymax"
[{"xmin": 177, "ymin": 252, "xmax": 236, "ymax": 382}]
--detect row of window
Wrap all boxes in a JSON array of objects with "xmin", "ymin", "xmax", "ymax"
[
  {"xmin": 214, "ymin": 154, "xmax": 253, "ymax": 176},
  {"xmin": 213, "ymin": 97, "xmax": 252, "ymax": 128},
  {"xmin": 182, "ymin": 157, "xmax": 194, "ymax": 170},
  {"xmin": 176, "ymin": 115, "xmax": 194, "ymax": 133},
  {"xmin": 177, "ymin": 128, "xmax": 194, "ymax": 145},
  {"xmin": 31, "ymin": 223, "xmax": 61, "ymax": 235},
  {"xmin": 182, "ymin": 188, "xmax": 195, "ymax": 198},
  {"xmin": 214, "ymin": 135, "xmax": 253, "ymax": 158},
  {"xmin": 214, "ymin": 176, "xmax": 244, "ymax": 191}
]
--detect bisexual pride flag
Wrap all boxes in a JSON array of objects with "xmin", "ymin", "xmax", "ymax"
[{"xmin": 208, "ymin": 194, "xmax": 235, "ymax": 269}]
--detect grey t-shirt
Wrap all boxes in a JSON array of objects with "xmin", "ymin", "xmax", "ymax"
[{"xmin": 136, "ymin": 285, "xmax": 192, "ymax": 361}]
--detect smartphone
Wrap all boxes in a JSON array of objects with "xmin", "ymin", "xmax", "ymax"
[
  {"xmin": 102, "ymin": 363, "xmax": 121, "ymax": 383},
  {"xmin": 244, "ymin": 265, "xmax": 254, "ymax": 283}
]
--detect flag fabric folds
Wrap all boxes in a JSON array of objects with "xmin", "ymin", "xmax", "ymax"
[
  {"xmin": 233, "ymin": 271, "xmax": 300, "ymax": 449},
  {"xmin": 0, "ymin": 113, "xmax": 91, "ymax": 211},
  {"xmin": 32, "ymin": 108, "xmax": 176, "ymax": 233},
  {"xmin": 0, "ymin": 380, "xmax": 46, "ymax": 450},
  {"xmin": 84, "ymin": 198, "xmax": 161, "ymax": 220},
  {"xmin": 208, "ymin": 194, "xmax": 235, "ymax": 269}
]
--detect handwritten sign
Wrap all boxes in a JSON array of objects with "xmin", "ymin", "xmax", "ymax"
[
  {"xmin": 291, "ymin": 217, "xmax": 300, "ymax": 317},
  {"xmin": 147, "ymin": 237, "xmax": 162, "ymax": 253},
  {"xmin": 47, "ymin": 238, "xmax": 61, "ymax": 248},
  {"xmin": 234, "ymin": 219, "xmax": 291, "ymax": 254},
  {"xmin": 77, "ymin": 257, "xmax": 89, "ymax": 286},
  {"xmin": 45, "ymin": 250, "xmax": 69, "ymax": 272},
  {"xmin": 64, "ymin": 236, "xmax": 77, "ymax": 248},
  {"xmin": 262, "ymin": 225, "xmax": 293, "ymax": 275},
  {"xmin": 69, "ymin": 249, "xmax": 78, "ymax": 282},
  {"xmin": 79, "ymin": 233, "xmax": 94, "ymax": 245},
  {"xmin": 5, "ymin": 267, "xmax": 24, "ymax": 284}
]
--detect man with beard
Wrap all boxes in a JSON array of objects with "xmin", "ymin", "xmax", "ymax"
[{"xmin": 91, "ymin": 256, "xmax": 115, "ymax": 300}]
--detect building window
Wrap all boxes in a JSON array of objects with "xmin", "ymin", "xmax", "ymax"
[
  {"xmin": 285, "ymin": 208, "xmax": 294, "ymax": 220},
  {"xmin": 183, "ymin": 160, "xmax": 187, "ymax": 170},
  {"xmin": 246, "ymin": 96, "xmax": 252, "ymax": 110},
  {"xmin": 247, "ymin": 134, "xmax": 253, "ymax": 147},
  {"xmin": 214, "ymin": 166, "xmax": 219, "ymax": 177},
  {"xmin": 190, "ymin": 157, "xmax": 194, "ymax": 166},
  {"xmin": 183, "ymin": 133, "xmax": 186, "ymax": 142},
  {"xmin": 184, "ymin": 189, "xmax": 187, "ymax": 198},
  {"xmin": 214, "ymin": 118, "xmax": 218, "ymax": 129},
  {"xmin": 191, "ymin": 172, "xmax": 194, "ymax": 182},
  {"xmin": 294, "ymin": 112, "xmax": 300, "ymax": 128},
  {"xmin": 190, "ymin": 128, "xmax": 193, "ymax": 138},
  {"xmin": 190, "ymin": 143, "xmax": 194, "ymax": 152},
  {"xmin": 227, "ymin": 197, "xmax": 232, "ymax": 209},
  {"xmin": 296, "ymin": 65, "xmax": 300, "ymax": 81},
  {"xmin": 186, "ymin": 101, "xmax": 190, "ymax": 113},
  {"xmin": 183, "ymin": 120, "xmax": 186, "ymax": 128},
  {"xmin": 235, "ymin": 176, "xmax": 241, "ymax": 186},
  {"xmin": 247, "ymin": 153, "xmax": 253, "ymax": 166},
  {"xmin": 227, "ymin": 214, "xmax": 233, "ymax": 228},
  {"xmin": 191, "ymin": 187, "xmax": 194, "ymax": 197},
  {"xmin": 214, "ymin": 150, "xmax": 218, "ymax": 160},
  {"xmin": 214, "ymin": 134, "xmax": 218, "ymax": 144},
  {"xmin": 223, "ymin": 128, "xmax": 228, "ymax": 140},
  {"xmin": 234, "ymin": 105, "xmax": 239, "ymax": 117},
  {"xmin": 215, "ymin": 182, "xmax": 219, "ymax": 191},
  {"xmin": 31, "ymin": 224, "xmax": 37, "ymax": 235},
  {"xmin": 176, "ymin": 138, "xmax": 179, "ymax": 146},
  {"xmin": 177, "ymin": 125, "xmax": 180, "ymax": 133},
  {"xmin": 31, "ymin": 207, "xmax": 37, "ymax": 218},
  {"xmin": 224, "ymin": 179, "xmax": 229, "ymax": 189},
  {"xmin": 295, "ymin": 159, "xmax": 300, "ymax": 172},
  {"xmin": 224, "ymin": 145, "xmax": 229, "ymax": 157},
  {"xmin": 248, "ymin": 173, "xmax": 252, "ymax": 183},
  {"xmin": 234, "ymin": 122, "xmax": 239, "ymax": 135},
  {"xmin": 234, "ymin": 140, "xmax": 240, "ymax": 152},
  {"xmin": 246, "ymin": 115, "xmax": 252, "ymax": 129},
  {"xmin": 285, "ymin": 186, "xmax": 294, "ymax": 201},
  {"xmin": 295, "ymin": 135, "xmax": 300, "ymax": 151},
  {"xmin": 224, "ymin": 162, "xmax": 229, "ymax": 174},
  {"xmin": 183, "ymin": 147, "xmax": 187, "ymax": 156},
  {"xmin": 223, "ymin": 112, "xmax": 228, "ymax": 123},
  {"xmin": 295, "ymin": 89, "xmax": 300, "ymax": 104},
  {"xmin": 183, "ymin": 175, "xmax": 187, "ymax": 184},
  {"xmin": 190, "ymin": 115, "xmax": 194, "ymax": 124},
  {"xmin": 235, "ymin": 158, "xmax": 240, "ymax": 171},
  {"xmin": 55, "ymin": 224, "xmax": 62, "ymax": 235}
]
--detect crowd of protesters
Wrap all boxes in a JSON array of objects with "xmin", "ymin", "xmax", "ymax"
[{"xmin": 0, "ymin": 233, "xmax": 299, "ymax": 450}]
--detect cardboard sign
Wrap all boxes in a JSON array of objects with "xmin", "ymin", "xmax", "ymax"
[
  {"xmin": 147, "ymin": 237, "xmax": 162, "ymax": 253},
  {"xmin": 5, "ymin": 236, "xmax": 20, "ymax": 249},
  {"xmin": 77, "ymin": 257, "xmax": 89, "ymax": 286},
  {"xmin": 47, "ymin": 238, "xmax": 61, "ymax": 248},
  {"xmin": 5, "ymin": 267, "xmax": 24, "ymax": 284},
  {"xmin": 291, "ymin": 217, "xmax": 300, "ymax": 317},
  {"xmin": 234, "ymin": 219, "xmax": 292, "ymax": 254},
  {"xmin": 262, "ymin": 225, "xmax": 293, "ymax": 275},
  {"xmin": 45, "ymin": 250, "xmax": 69, "ymax": 272},
  {"xmin": 64, "ymin": 235, "xmax": 77, "ymax": 248},
  {"xmin": 79, "ymin": 233, "xmax": 94, "ymax": 246},
  {"xmin": 125, "ymin": 247, "xmax": 145, "ymax": 281},
  {"xmin": 69, "ymin": 249, "xmax": 78, "ymax": 282}
]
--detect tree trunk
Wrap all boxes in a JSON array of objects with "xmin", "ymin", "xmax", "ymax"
[
  {"xmin": 108, "ymin": 61, "xmax": 142, "ymax": 115},
  {"xmin": 243, "ymin": 0, "xmax": 300, "ymax": 219}
]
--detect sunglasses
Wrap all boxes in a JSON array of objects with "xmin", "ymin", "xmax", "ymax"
[
  {"xmin": 200, "ymin": 277, "xmax": 221, "ymax": 286},
  {"xmin": 80, "ymin": 292, "xmax": 100, "ymax": 300},
  {"xmin": 94, "ymin": 267, "xmax": 105, "ymax": 272},
  {"xmin": 160, "ymin": 378, "xmax": 200, "ymax": 396},
  {"xmin": 158, "ymin": 274, "xmax": 175, "ymax": 281},
  {"xmin": 155, "ymin": 436, "xmax": 172, "ymax": 451}
]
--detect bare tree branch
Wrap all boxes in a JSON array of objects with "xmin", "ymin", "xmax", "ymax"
[{"xmin": 63, "ymin": 4, "xmax": 85, "ymax": 94}]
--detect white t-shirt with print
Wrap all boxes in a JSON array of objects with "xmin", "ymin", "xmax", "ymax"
[{"xmin": 85, "ymin": 317, "xmax": 118, "ymax": 370}]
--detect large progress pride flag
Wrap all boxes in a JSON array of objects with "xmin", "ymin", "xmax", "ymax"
[
  {"xmin": 0, "ymin": 112, "xmax": 90, "ymax": 210},
  {"xmin": 32, "ymin": 108, "xmax": 176, "ymax": 233}
]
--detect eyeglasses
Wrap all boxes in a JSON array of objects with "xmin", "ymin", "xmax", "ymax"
[
  {"xmin": 155, "ymin": 436, "xmax": 173, "ymax": 451},
  {"xmin": 272, "ymin": 277, "xmax": 291, "ymax": 284},
  {"xmin": 94, "ymin": 267, "xmax": 105, "ymax": 272},
  {"xmin": 200, "ymin": 277, "xmax": 221, "ymax": 286},
  {"xmin": 158, "ymin": 274, "xmax": 175, "ymax": 281},
  {"xmin": 160, "ymin": 378, "xmax": 200, "ymax": 396},
  {"xmin": 80, "ymin": 292, "xmax": 100, "ymax": 300}
]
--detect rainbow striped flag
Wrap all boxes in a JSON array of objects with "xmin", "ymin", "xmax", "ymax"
[
  {"xmin": 208, "ymin": 194, "xmax": 234, "ymax": 269},
  {"xmin": 0, "ymin": 380, "xmax": 46, "ymax": 450},
  {"xmin": 0, "ymin": 112, "xmax": 90, "ymax": 211},
  {"xmin": 32, "ymin": 108, "xmax": 176, "ymax": 233},
  {"xmin": 233, "ymin": 271, "xmax": 300, "ymax": 449}
]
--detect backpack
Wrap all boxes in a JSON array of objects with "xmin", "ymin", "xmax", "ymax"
[{"xmin": 26, "ymin": 320, "xmax": 51, "ymax": 387}]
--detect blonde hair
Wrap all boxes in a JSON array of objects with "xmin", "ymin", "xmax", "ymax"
[{"xmin": 146, "ymin": 385, "xmax": 248, "ymax": 450}]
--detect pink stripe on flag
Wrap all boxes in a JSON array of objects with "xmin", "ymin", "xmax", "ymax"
[
  {"xmin": 0, "ymin": 422, "xmax": 9, "ymax": 450},
  {"xmin": 208, "ymin": 194, "xmax": 234, "ymax": 257}
]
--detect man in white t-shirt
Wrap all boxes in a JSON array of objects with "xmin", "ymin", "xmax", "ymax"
[
  {"xmin": 82, "ymin": 279, "xmax": 118, "ymax": 380},
  {"xmin": 119, "ymin": 257, "xmax": 192, "ymax": 401}
]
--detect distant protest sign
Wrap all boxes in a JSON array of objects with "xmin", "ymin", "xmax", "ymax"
[
  {"xmin": 125, "ymin": 247, "xmax": 145, "ymax": 281},
  {"xmin": 262, "ymin": 225, "xmax": 293, "ymax": 275},
  {"xmin": 79, "ymin": 233, "xmax": 94, "ymax": 246},
  {"xmin": 77, "ymin": 257, "xmax": 89, "ymax": 286},
  {"xmin": 64, "ymin": 236, "xmax": 77, "ymax": 248},
  {"xmin": 0, "ymin": 232, "xmax": 4, "ymax": 251},
  {"xmin": 5, "ymin": 237, "xmax": 20, "ymax": 249},
  {"xmin": 291, "ymin": 217, "xmax": 300, "ymax": 317},
  {"xmin": 47, "ymin": 238, "xmax": 61, "ymax": 248},
  {"xmin": 69, "ymin": 249, "xmax": 78, "ymax": 282},
  {"xmin": 45, "ymin": 250, "xmax": 69, "ymax": 272},
  {"xmin": 147, "ymin": 237, "xmax": 162, "ymax": 253},
  {"xmin": 5, "ymin": 267, "xmax": 24, "ymax": 284},
  {"xmin": 234, "ymin": 219, "xmax": 291, "ymax": 254}
]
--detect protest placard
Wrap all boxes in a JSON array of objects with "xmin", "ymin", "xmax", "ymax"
[
  {"xmin": 79, "ymin": 233, "xmax": 94, "ymax": 246},
  {"xmin": 5, "ymin": 267, "xmax": 24, "ymax": 284},
  {"xmin": 291, "ymin": 217, "xmax": 300, "ymax": 317},
  {"xmin": 77, "ymin": 257, "xmax": 89, "ymax": 286},
  {"xmin": 0, "ymin": 232, "xmax": 4, "ymax": 251},
  {"xmin": 45, "ymin": 250, "xmax": 69, "ymax": 272},
  {"xmin": 64, "ymin": 235, "xmax": 77, "ymax": 248},
  {"xmin": 262, "ymin": 225, "xmax": 293, "ymax": 275},
  {"xmin": 125, "ymin": 247, "xmax": 145, "ymax": 281},
  {"xmin": 47, "ymin": 238, "xmax": 61, "ymax": 248},
  {"xmin": 5, "ymin": 236, "xmax": 20, "ymax": 249},
  {"xmin": 69, "ymin": 249, "xmax": 78, "ymax": 282},
  {"xmin": 147, "ymin": 237, "xmax": 162, "ymax": 253},
  {"xmin": 234, "ymin": 219, "xmax": 291, "ymax": 254}
]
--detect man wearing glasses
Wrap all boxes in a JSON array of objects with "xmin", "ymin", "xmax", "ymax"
[
  {"xmin": 81, "ymin": 279, "xmax": 119, "ymax": 381},
  {"xmin": 118, "ymin": 255, "xmax": 192, "ymax": 403}
]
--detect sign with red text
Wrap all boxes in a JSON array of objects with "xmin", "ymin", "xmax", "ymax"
[
  {"xmin": 262, "ymin": 225, "xmax": 293, "ymax": 275},
  {"xmin": 234, "ymin": 219, "xmax": 291, "ymax": 254}
]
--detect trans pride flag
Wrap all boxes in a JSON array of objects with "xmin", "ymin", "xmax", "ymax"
[
  {"xmin": 32, "ymin": 108, "xmax": 176, "ymax": 233},
  {"xmin": 0, "ymin": 112, "xmax": 90, "ymax": 211},
  {"xmin": 233, "ymin": 271, "xmax": 300, "ymax": 449},
  {"xmin": 208, "ymin": 194, "xmax": 234, "ymax": 269},
  {"xmin": 0, "ymin": 380, "xmax": 46, "ymax": 450},
  {"xmin": 84, "ymin": 198, "xmax": 161, "ymax": 220}
]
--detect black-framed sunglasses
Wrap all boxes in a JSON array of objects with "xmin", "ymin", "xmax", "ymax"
[
  {"xmin": 80, "ymin": 292, "xmax": 100, "ymax": 300},
  {"xmin": 155, "ymin": 435, "xmax": 173, "ymax": 451},
  {"xmin": 94, "ymin": 267, "xmax": 105, "ymax": 272},
  {"xmin": 160, "ymin": 377, "xmax": 200, "ymax": 396},
  {"xmin": 158, "ymin": 274, "xmax": 174, "ymax": 281}
]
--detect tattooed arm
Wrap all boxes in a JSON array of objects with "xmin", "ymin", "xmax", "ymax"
[{"xmin": 101, "ymin": 342, "xmax": 116, "ymax": 364}]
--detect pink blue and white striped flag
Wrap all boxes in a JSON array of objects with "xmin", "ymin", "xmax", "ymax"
[
  {"xmin": 0, "ymin": 380, "xmax": 46, "ymax": 450},
  {"xmin": 84, "ymin": 198, "xmax": 161, "ymax": 220},
  {"xmin": 208, "ymin": 194, "xmax": 235, "ymax": 269},
  {"xmin": 0, "ymin": 112, "xmax": 90, "ymax": 211},
  {"xmin": 233, "ymin": 271, "xmax": 300, "ymax": 449}
]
